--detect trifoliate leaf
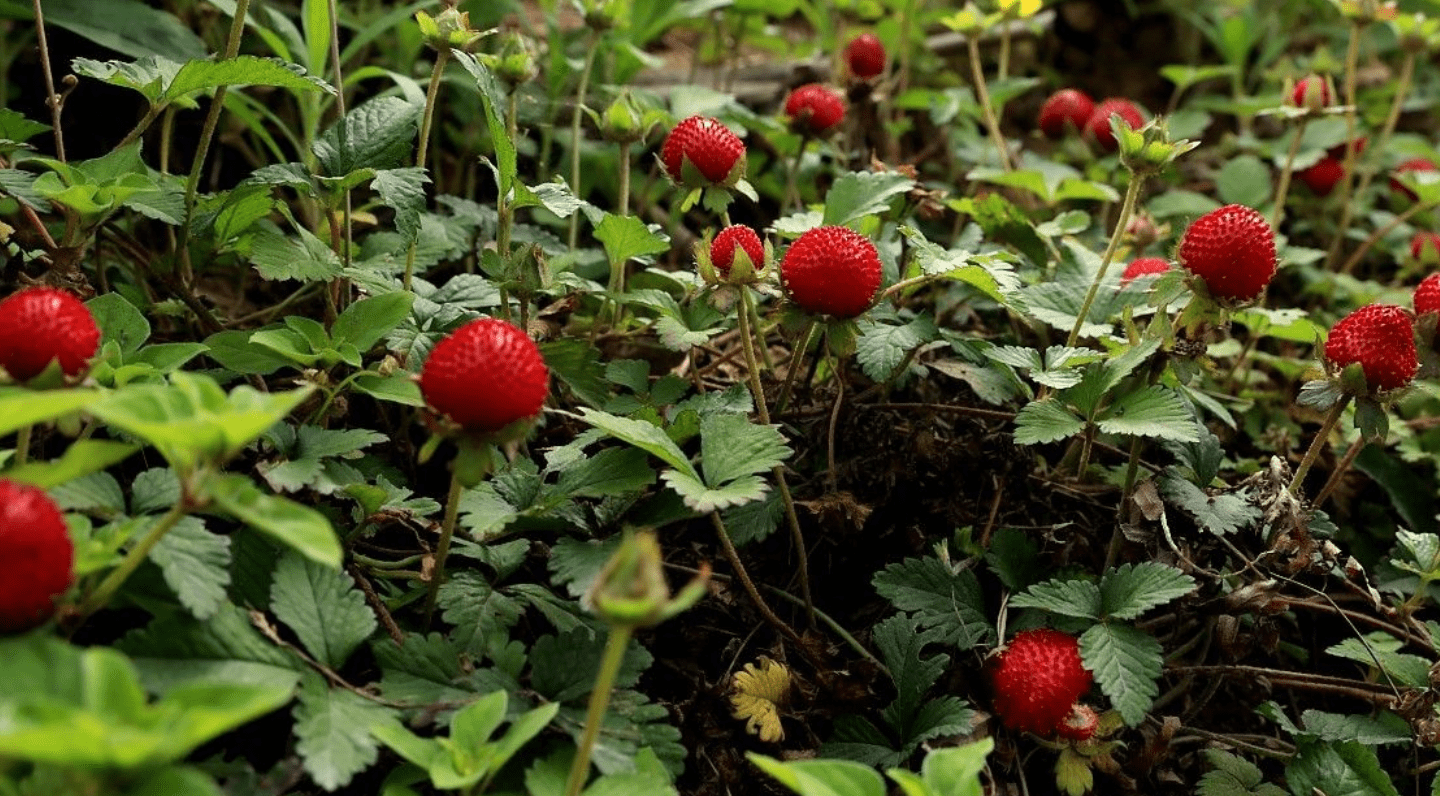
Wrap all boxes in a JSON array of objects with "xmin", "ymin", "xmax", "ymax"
[
  {"xmin": 873, "ymin": 616, "xmax": 950, "ymax": 734},
  {"xmin": 1080, "ymin": 623, "xmax": 1162, "ymax": 727},
  {"xmin": 872, "ymin": 556, "xmax": 993, "ymax": 648},
  {"xmin": 731, "ymin": 657, "xmax": 792, "ymax": 742},
  {"xmin": 1198, "ymin": 749, "xmax": 1287, "ymax": 796},
  {"xmin": 1055, "ymin": 747, "xmax": 1094, "ymax": 796},
  {"xmin": 697, "ymin": 413, "xmax": 791, "ymax": 487}
]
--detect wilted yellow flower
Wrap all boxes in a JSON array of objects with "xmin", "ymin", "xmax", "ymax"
[{"xmin": 730, "ymin": 657, "xmax": 792, "ymax": 743}]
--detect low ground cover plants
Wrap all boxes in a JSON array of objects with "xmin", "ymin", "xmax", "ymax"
[{"xmin": 4, "ymin": 0, "xmax": 1440, "ymax": 794}]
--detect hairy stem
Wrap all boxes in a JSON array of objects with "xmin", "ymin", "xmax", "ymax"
[
  {"xmin": 567, "ymin": 31, "xmax": 602, "ymax": 250},
  {"xmin": 1270, "ymin": 117, "xmax": 1308, "ymax": 229},
  {"xmin": 966, "ymin": 36, "xmax": 1013, "ymax": 172},
  {"xmin": 1066, "ymin": 172, "xmax": 1143, "ymax": 347},
  {"xmin": 563, "ymin": 624, "xmax": 633, "ymax": 796},
  {"xmin": 1288, "ymin": 395, "xmax": 1351, "ymax": 496},
  {"xmin": 403, "ymin": 48, "xmax": 451, "ymax": 291},
  {"xmin": 421, "ymin": 471, "xmax": 464, "ymax": 627}
]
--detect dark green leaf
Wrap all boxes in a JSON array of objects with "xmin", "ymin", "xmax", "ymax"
[
  {"xmin": 1285, "ymin": 738, "xmax": 1400, "ymax": 796},
  {"xmin": 293, "ymin": 672, "xmax": 398, "ymax": 791},
  {"xmin": 872, "ymin": 556, "xmax": 994, "ymax": 648},
  {"xmin": 1080, "ymin": 623, "xmax": 1162, "ymax": 726},
  {"xmin": 314, "ymin": 96, "xmax": 421, "ymax": 177},
  {"xmin": 1099, "ymin": 562, "xmax": 1195, "ymax": 621},
  {"xmin": 269, "ymin": 550, "xmax": 377, "ymax": 667},
  {"xmin": 822, "ymin": 171, "xmax": 915, "ymax": 226},
  {"xmin": 149, "ymin": 516, "xmax": 231, "ymax": 620}
]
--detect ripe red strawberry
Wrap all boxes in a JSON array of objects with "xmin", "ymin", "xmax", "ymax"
[
  {"xmin": 1298, "ymin": 157, "xmax": 1345, "ymax": 196},
  {"xmin": 989, "ymin": 628, "xmax": 1093, "ymax": 736},
  {"xmin": 1290, "ymin": 75, "xmax": 1332, "ymax": 111},
  {"xmin": 660, "ymin": 115, "xmax": 746, "ymax": 187},
  {"xmin": 0, "ymin": 287, "xmax": 100, "ymax": 383},
  {"xmin": 784, "ymin": 84, "xmax": 846, "ymax": 135},
  {"xmin": 1083, "ymin": 98, "xmax": 1145, "ymax": 153},
  {"xmin": 1120, "ymin": 257, "xmax": 1171, "ymax": 284},
  {"xmin": 843, "ymin": 33, "xmax": 886, "ymax": 79},
  {"xmin": 1414, "ymin": 274, "xmax": 1440, "ymax": 316},
  {"xmin": 779, "ymin": 226, "xmax": 882, "ymax": 319},
  {"xmin": 711, "ymin": 225, "xmax": 765, "ymax": 277},
  {"xmin": 1325, "ymin": 304, "xmax": 1418, "ymax": 391},
  {"xmin": 1411, "ymin": 232, "xmax": 1440, "ymax": 264},
  {"xmin": 419, "ymin": 318, "xmax": 549, "ymax": 432},
  {"xmin": 1391, "ymin": 157, "xmax": 1438, "ymax": 201},
  {"xmin": 0, "ymin": 479, "xmax": 74, "ymax": 633},
  {"xmin": 1177, "ymin": 204, "xmax": 1277, "ymax": 302},
  {"xmin": 1038, "ymin": 88, "xmax": 1095, "ymax": 139}
]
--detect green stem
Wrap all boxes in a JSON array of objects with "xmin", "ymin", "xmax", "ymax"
[
  {"xmin": 567, "ymin": 31, "xmax": 602, "ymax": 250},
  {"xmin": 563, "ymin": 624, "xmax": 633, "ymax": 796},
  {"xmin": 403, "ymin": 47, "xmax": 451, "ymax": 292},
  {"xmin": 1323, "ymin": 21, "xmax": 1365, "ymax": 272},
  {"xmin": 618, "ymin": 140, "xmax": 631, "ymax": 219},
  {"xmin": 774, "ymin": 319, "xmax": 817, "ymax": 414},
  {"xmin": 998, "ymin": 20, "xmax": 1012, "ymax": 81},
  {"xmin": 1106, "ymin": 435, "xmax": 1144, "ymax": 570},
  {"xmin": 1338, "ymin": 51, "xmax": 1420, "ymax": 276},
  {"xmin": 421, "ymin": 470, "xmax": 464, "ymax": 627},
  {"xmin": 1288, "ymin": 395, "xmax": 1352, "ymax": 496},
  {"xmin": 1066, "ymin": 172, "xmax": 1144, "ymax": 347},
  {"xmin": 14, "ymin": 425, "xmax": 31, "ymax": 466},
  {"xmin": 79, "ymin": 500, "xmax": 190, "ymax": 617},
  {"xmin": 966, "ymin": 35, "xmax": 1012, "ymax": 172},
  {"xmin": 1270, "ymin": 117, "xmax": 1308, "ymax": 230},
  {"xmin": 785, "ymin": 135, "xmax": 809, "ymax": 212}
]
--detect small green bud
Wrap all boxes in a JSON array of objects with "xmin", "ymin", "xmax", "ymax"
[
  {"xmin": 587, "ymin": 530, "xmax": 708, "ymax": 629},
  {"xmin": 494, "ymin": 31, "xmax": 538, "ymax": 87},
  {"xmin": 416, "ymin": 7, "xmax": 484, "ymax": 52},
  {"xmin": 601, "ymin": 92, "xmax": 644, "ymax": 144}
]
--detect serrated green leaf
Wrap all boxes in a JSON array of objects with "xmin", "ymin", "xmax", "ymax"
[
  {"xmin": 116, "ymin": 604, "xmax": 302, "ymax": 693},
  {"xmin": 698, "ymin": 413, "xmax": 790, "ymax": 487},
  {"xmin": 249, "ymin": 224, "xmax": 343, "ymax": 283},
  {"xmin": 1080, "ymin": 623, "xmax": 1162, "ymax": 726},
  {"xmin": 293, "ymin": 672, "xmax": 398, "ymax": 791},
  {"xmin": 872, "ymin": 616, "xmax": 949, "ymax": 737},
  {"xmin": 1011, "ymin": 577, "xmax": 1103, "ymax": 620},
  {"xmin": 149, "ymin": 516, "xmax": 231, "ymax": 620},
  {"xmin": 158, "ymin": 55, "xmax": 330, "ymax": 104},
  {"xmin": 1300, "ymin": 709, "xmax": 1411, "ymax": 745},
  {"xmin": 659, "ymin": 469, "xmax": 766, "ymax": 513},
  {"xmin": 436, "ymin": 570, "xmax": 523, "ymax": 658},
  {"xmin": 1095, "ymin": 385, "xmax": 1200, "ymax": 442},
  {"xmin": 1099, "ymin": 562, "xmax": 1195, "ymax": 620},
  {"xmin": 2, "ymin": 439, "xmax": 139, "ymax": 489},
  {"xmin": 552, "ymin": 447, "xmax": 656, "ymax": 498},
  {"xmin": 87, "ymin": 291, "xmax": 150, "ymax": 355},
  {"xmin": 576, "ymin": 408, "xmax": 697, "ymax": 480},
  {"xmin": 1198, "ymin": 749, "xmax": 1286, "ymax": 796},
  {"xmin": 1013, "ymin": 398, "xmax": 1085, "ymax": 445},
  {"xmin": 531, "ymin": 629, "xmax": 651, "ymax": 704},
  {"xmin": 1160, "ymin": 475, "xmax": 1261, "ymax": 536},
  {"xmin": 594, "ymin": 213, "xmax": 670, "ymax": 265},
  {"xmin": 1326, "ymin": 635, "xmax": 1431, "ymax": 688},
  {"xmin": 372, "ymin": 167, "xmax": 429, "ymax": 242},
  {"xmin": 1286, "ymin": 738, "xmax": 1400, "ymax": 796},
  {"xmin": 540, "ymin": 339, "xmax": 612, "ymax": 409},
  {"xmin": 872, "ymin": 556, "xmax": 993, "ymax": 648},
  {"xmin": 822, "ymin": 171, "xmax": 915, "ymax": 226},
  {"xmin": 269, "ymin": 550, "xmax": 376, "ymax": 667},
  {"xmin": 314, "ymin": 96, "xmax": 421, "ymax": 178},
  {"xmin": 45, "ymin": 0, "xmax": 206, "ymax": 61},
  {"xmin": 203, "ymin": 474, "xmax": 341, "ymax": 568},
  {"xmin": 910, "ymin": 738, "xmax": 992, "ymax": 796},
  {"xmin": 855, "ymin": 315, "xmax": 939, "ymax": 382},
  {"xmin": 548, "ymin": 536, "xmax": 624, "ymax": 600}
]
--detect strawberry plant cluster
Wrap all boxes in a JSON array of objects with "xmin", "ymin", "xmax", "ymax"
[{"xmin": 6, "ymin": 2, "xmax": 1440, "ymax": 796}]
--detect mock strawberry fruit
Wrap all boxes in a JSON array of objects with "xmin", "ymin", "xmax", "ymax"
[
  {"xmin": 1414, "ymin": 274, "xmax": 1440, "ymax": 316},
  {"xmin": 1038, "ymin": 88, "xmax": 1095, "ymax": 139},
  {"xmin": 1083, "ymin": 98, "xmax": 1144, "ymax": 152},
  {"xmin": 1056, "ymin": 704, "xmax": 1100, "ymax": 742},
  {"xmin": 779, "ymin": 226, "xmax": 882, "ymax": 319},
  {"xmin": 989, "ymin": 628, "xmax": 1093, "ymax": 736},
  {"xmin": 0, "ymin": 287, "xmax": 100, "ymax": 383},
  {"xmin": 711, "ymin": 225, "xmax": 765, "ymax": 278},
  {"xmin": 1177, "ymin": 204, "xmax": 1277, "ymax": 302},
  {"xmin": 661, "ymin": 115, "xmax": 746, "ymax": 188},
  {"xmin": 1120, "ymin": 257, "xmax": 1171, "ymax": 284},
  {"xmin": 0, "ymin": 479, "xmax": 74, "ymax": 633},
  {"xmin": 1325, "ymin": 304, "xmax": 1418, "ymax": 391},
  {"xmin": 1391, "ymin": 157, "xmax": 1438, "ymax": 201},
  {"xmin": 1298, "ymin": 157, "xmax": 1345, "ymax": 196},
  {"xmin": 1290, "ymin": 74, "xmax": 1332, "ymax": 111},
  {"xmin": 1411, "ymin": 232, "xmax": 1440, "ymax": 265},
  {"xmin": 784, "ymin": 84, "xmax": 846, "ymax": 135},
  {"xmin": 419, "ymin": 318, "xmax": 549, "ymax": 432},
  {"xmin": 843, "ymin": 33, "xmax": 886, "ymax": 79}
]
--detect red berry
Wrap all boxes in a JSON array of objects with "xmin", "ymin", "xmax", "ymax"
[
  {"xmin": 1290, "ymin": 75, "xmax": 1332, "ymax": 111},
  {"xmin": 1083, "ymin": 98, "xmax": 1145, "ymax": 153},
  {"xmin": 779, "ymin": 226, "xmax": 882, "ymax": 319},
  {"xmin": 0, "ymin": 479, "xmax": 73, "ymax": 633},
  {"xmin": 419, "ymin": 318, "xmax": 549, "ymax": 432},
  {"xmin": 1414, "ymin": 274, "xmax": 1440, "ymax": 316},
  {"xmin": 1325, "ymin": 304, "xmax": 1418, "ymax": 391},
  {"xmin": 1298, "ymin": 157, "xmax": 1345, "ymax": 196},
  {"xmin": 1120, "ymin": 257, "xmax": 1171, "ymax": 284},
  {"xmin": 989, "ymin": 628, "xmax": 1093, "ymax": 736},
  {"xmin": 0, "ymin": 287, "xmax": 100, "ymax": 383},
  {"xmin": 1391, "ymin": 157, "xmax": 1439, "ymax": 201},
  {"xmin": 1038, "ymin": 89, "xmax": 1095, "ymax": 139},
  {"xmin": 1411, "ymin": 232, "xmax": 1440, "ymax": 264},
  {"xmin": 660, "ymin": 116, "xmax": 746, "ymax": 187},
  {"xmin": 1177, "ymin": 204, "xmax": 1277, "ymax": 302},
  {"xmin": 1056, "ymin": 704, "xmax": 1100, "ymax": 742},
  {"xmin": 784, "ymin": 84, "xmax": 846, "ymax": 135},
  {"xmin": 843, "ymin": 33, "xmax": 886, "ymax": 79},
  {"xmin": 711, "ymin": 225, "xmax": 765, "ymax": 278}
]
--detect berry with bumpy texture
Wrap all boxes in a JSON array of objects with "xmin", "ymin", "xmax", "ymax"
[
  {"xmin": 0, "ymin": 479, "xmax": 74, "ymax": 633},
  {"xmin": 1414, "ymin": 274, "xmax": 1440, "ymax": 316},
  {"xmin": 1083, "ymin": 98, "xmax": 1144, "ymax": 153},
  {"xmin": 1325, "ymin": 304, "xmax": 1418, "ymax": 391},
  {"xmin": 1177, "ymin": 204, "xmax": 1277, "ymax": 302},
  {"xmin": 660, "ymin": 116, "xmax": 746, "ymax": 187},
  {"xmin": 844, "ymin": 33, "xmax": 886, "ymax": 79},
  {"xmin": 989, "ymin": 628, "xmax": 1093, "ymax": 736},
  {"xmin": 1290, "ymin": 75, "xmax": 1332, "ymax": 111},
  {"xmin": 1120, "ymin": 257, "xmax": 1171, "ymax": 284},
  {"xmin": 711, "ymin": 225, "xmax": 765, "ymax": 277},
  {"xmin": 1038, "ymin": 89, "xmax": 1095, "ymax": 139},
  {"xmin": 1298, "ymin": 157, "xmax": 1345, "ymax": 196},
  {"xmin": 0, "ymin": 287, "xmax": 100, "ymax": 383},
  {"xmin": 784, "ymin": 84, "xmax": 846, "ymax": 135},
  {"xmin": 1391, "ymin": 158, "xmax": 1439, "ymax": 201},
  {"xmin": 779, "ymin": 226, "xmax": 882, "ymax": 319},
  {"xmin": 420, "ymin": 318, "xmax": 549, "ymax": 432}
]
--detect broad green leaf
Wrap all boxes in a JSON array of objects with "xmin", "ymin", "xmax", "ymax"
[
  {"xmin": 0, "ymin": 108, "xmax": 49, "ymax": 154},
  {"xmin": 873, "ymin": 617, "xmax": 956, "ymax": 740},
  {"xmin": 909, "ymin": 738, "xmax": 993, "ymax": 796},
  {"xmin": 530, "ymin": 629, "xmax": 652, "ymax": 704},
  {"xmin": 202, "ymin": 329, "xmax": 292, "ymax": 375},
  {"xmin": 595, "ymin": 213, "xmax": 670, "ymax": 265},
  {"xmin": 872, "ymin": 556, "xmax": 993, "ymax": 648},
  {"xmin": 353, "ymin": 372, "xmax": 424, "ymax": 406},
  {"xmin": 552, "ymin": 447, "xmax": 656, "ymax": 498},
  {"xmin": 1326, "ymin": 635, "xmax": 1431, "ymax": 688},
  {"xmin": 1095, "ymin": 385, "xmax": 1201, "ymax": 442},
  {"xmin": 205, "ymin": 474, "xmax": 341, "ymax": 567},
  {"xmin": 294, "ymin": 672, "xmax": 398, "ymax": 791},
  {"xmin": 127, "ymin": 766, "xmax": 225, "ymax": 796},
  {"xmin": 44, "ymin": 0, "xmax": 206, "ymax": 60},
  {"xmin": 165, "ymin": 54, "xmax": 330, "ymax": 103},
  {"xmin": 87, "ymin": 291, "xmax": 150, "ymax": 355},
  {"xmin": 1216, "ymin": 154, "xmax": 1271, "ymax": 208},
  {"xmin": 855, "ymin": 315, "xmax": 939, "ymax": 383},
  {"xmin": 148, "ymin": 516, "xmax": 231, "ymax": 621},
  {"xmin": 314, "ymin": 96, "xmax": 421, "ymax": 178},
  {"xmin": 372, "ymin": 167, "xmax": 430, "ymax": 242},
  {"xmin": 1197, "ymin": 749, "xmax": 1287, "ymax": 796},
  {"xmin": 0, "ymin": 388, "xmax": 102, "ymax": 437},
  {"xmin": 822, "ymin": 171, "xmax": 915, "ymax": 226},
  {"xmin": 116, "ymin": 604, "xmax": 301, "ymax": 693},
  {"xmin": 541, "ymin": 339, "xmax": 612, "ymax": 409},
  {"xmin": 698, "ymin": 413, "xmax": 790, "ymax": 487},
  {"xmin": 1159, "ymin": 475, "xmax": 1261, "ymax": 536},
  {"xmin": 659, "ymin": 469, "xmax": 767, "ymax": 514},
  {"xmin": 1013, "ymin": 399, "xmax": 1085, "ymax": 445},
  {"xmin": 2, "ymin": 440, "xmax": 138, "ymax": 488},
  {"xmin": 1099, "ymin": 562, "xmax": 1195, "ymax": 620},
  {"xmin": 1286, "ymin": 738, "xmax": 1400, "ymax": 796},
  {"xmin": 1080, "ymin": 623, "xmax": 1162, "ymax": 726},
  {"xmin": 1299, "ymin": 710, "xmax": 1411, "ymax": 746},
  {"xmin": 269, "ymin": 550, "xmax": 376, "ymax": 665},
  {"xmin": 250, "ymin": 224, "xmax": 344, "ymax": 283},
  {"xmin": 331, "ymin": 291, "xmax": 415, "ymax": 353},
  {"xmin": 1011, "ymin": 577, "xmax": 1103, "ymax": 620},
  {"xmin": 748, "ymin": 754, "xmax": 887, "ymax": 796},
  {"xmin": 576, "ymin": 408, "xmax": 698, "ymax": 480}
]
